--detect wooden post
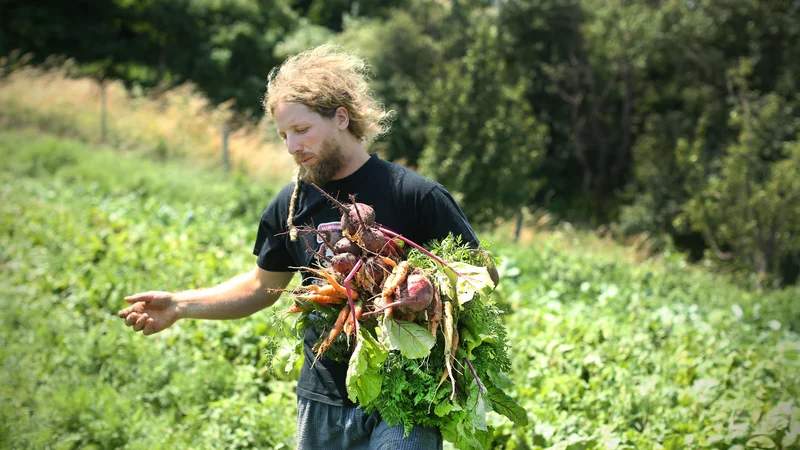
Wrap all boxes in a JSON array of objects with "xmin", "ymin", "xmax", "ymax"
[
  {"xmin": 221, "ymin": 124, "xmax": 230, "ymax": 171},
  {"xmin": 514, "ymin": 209, "xmax": 524, "ymax": 243},
  {"xmin": 100, "ymin": 80, "xmax": 107, "ymax": 143}
]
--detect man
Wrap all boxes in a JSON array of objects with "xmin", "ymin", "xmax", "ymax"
[{"xmin": 118, "ymin": 45, "xmax": 483, "ymax": 449}]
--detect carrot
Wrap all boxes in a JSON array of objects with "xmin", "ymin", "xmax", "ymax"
[
  {"xmin": 305, "ymin": 294, "xmax": 346, "ymax": 305},
  {"xmin": 286, "ymin": 303, "xmax": 311, "ymax": 314},
  {"xmin": 380, "ymin": 256, "xmax": 397, "ymax": 269},
  {"xmin": 382, "ymin": 261, "xmax": 409, "ymax": 297},
  {"xmin": 438, "ymin": 301, "xmax": 457, "ymax": 400},
  {"xmin": 344, "ymin": 304, "xmax": 363, "ymax": 336},
  {"xmin": 315, "ymin": 305, "xmax": 350, "ymax": 357},
  {"xmin": 306, "ymin": 284, "xmax": 345, "ymax": 298},
  {"xmin": 307, "ymin": 268, "xmax": 351, "ymax": 298},
  {"xmin": 427, "ymin": 286, "xmax": 442, "ymax": 337}
]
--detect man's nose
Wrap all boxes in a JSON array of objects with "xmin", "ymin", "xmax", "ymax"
[{"xmin": 286, "ymin": 135, "xmax": 303, "ymax": 155}]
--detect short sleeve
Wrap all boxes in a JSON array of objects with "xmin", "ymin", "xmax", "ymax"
[
  {"xmin": 415, "ymin": 185, "xmax": 479, "ymax": 248},
  {"xmin": 252, "ymin": 196, "xmax": 296, "ymax": 272}
]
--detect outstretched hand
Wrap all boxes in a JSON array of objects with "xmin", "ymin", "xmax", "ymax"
[{"xmin": 118, "ymin": 291, "xmax": 179, "ymax": 335}]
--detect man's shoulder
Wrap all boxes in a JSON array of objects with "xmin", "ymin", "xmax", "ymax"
[
  {"xmin": 375, "ymin": 156, "xmax": 441, "ymax": 195},
  {"xmin": 260, "ymin": 181, "xmax": 296, "ymax": 217}
]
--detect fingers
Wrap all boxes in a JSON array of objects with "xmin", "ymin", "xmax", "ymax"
[
  {"xmin": 124, "ymin": 311, "xmax": 140, "ymax": 327},
  {"xmin": 143, "ymin": 318, "xmax": 158, "ymax": 336},
  {"xmin": 133, "ymin": 313, "xmax": 149, "ymax": 332},
  {"xmin": 118, "ymin": 305, "xmax": 134, "ymax": 318},
  {"xmin": 124, "ymin": 292, "xmax": 153, "ymax": 304}
]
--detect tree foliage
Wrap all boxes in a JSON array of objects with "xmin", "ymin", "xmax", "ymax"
[{"xmin": 2, "ymin": 0, "xmax": 799, "ymax": 284}]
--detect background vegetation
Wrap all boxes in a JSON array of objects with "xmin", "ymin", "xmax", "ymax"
[
  {"xmin": 3, "ymin": 0, "xmax": 798, "ymax": 288},
  {"xmin": 2, "ymin": 131, "xmax": 797, "ymax": 449},
  {"xmin": 2, "ymin": 0, "xmax": 799, "ymax": 448}
]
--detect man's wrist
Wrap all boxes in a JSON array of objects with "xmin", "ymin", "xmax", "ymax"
[{"xmin": 172, "ymin": 292, "xmax": 191, "ymax": 320}]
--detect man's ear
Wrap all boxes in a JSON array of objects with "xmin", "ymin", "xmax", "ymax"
[{"xmin": 335, "ymin": 107, "xmax": 350, "ymax": 131}]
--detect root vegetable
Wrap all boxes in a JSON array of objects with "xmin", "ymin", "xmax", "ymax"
[
  {"xmin": 302, "ymin": 294, "xmax": 345, "ymax": 305},
  {"xmin": 359, "ymin": 227, "xmax": 386, "ymax": 254},
  {"xmin": 332, "ymin": 252, "xmax": 358, "ymax": 275},
  {"xmin": 427, "ymin": 285, "xmax": 442, "ymax": 337},
  {"xmin": 382, "ymin": 261, "xmax": 410, "ymax": 298},
  {"xmin": 438, "ymin": 301, "xmax": 457, "ymax": 400},
  {"xmin": 362, "ymin": 271, "xmax": 434, "ymax": 317},
  {"xmin": 306, "ymin": 284, "xmax": 344, "ymax": 298},
  {"xmin": 307, "ymin": 268, "xmax": 351, "ymax": 298},
  {"xmin": 334, "ymin": 237, "xmax": 361, "ymax": 256},
  {"xmin": 286, "ymin": 303, "xmax": 311, "ymax": 314},
  {"xmin": 309, "ymin": 184, "xmax": 375, "ymax": 236},
  {"xmin": 380, "ymin": 256, "xmax": 397, "ymax": 269},
  {"xmin": 393, "ymin": 272, "xmax": 434, "ymax": 314},
  {"xmin": 314, "ymin": 305, "xmax": 350, "ymax": 357},
  {"xmin": 358, "ymin": 256, "xmax": 389, "ymax": 292},
  {"xmin": 344, "ymin": 304, "xmax": 363, "ymax": 336}
]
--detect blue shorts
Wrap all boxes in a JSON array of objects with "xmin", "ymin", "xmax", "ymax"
[{"xmin": 296, "ymin": 396, "xmax": 443, "ymax": 450}]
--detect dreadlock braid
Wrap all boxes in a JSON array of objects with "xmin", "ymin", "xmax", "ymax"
[{"xmin": 287, "ymin": 168, "xmax": 301, "ymax": 242}]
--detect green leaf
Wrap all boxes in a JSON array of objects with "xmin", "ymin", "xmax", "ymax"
[
  {"xmin": 444, "ymin": 262, "xmax": 495, "ymax": 306},
  {"xmin": 434, "ymin": 400, "xmax": 462, "ymax": 417},
  {"xmin": 746, "ymin": 436, "xmax": 777, "ymax": 449},
  {"xmin": 486, "ymin": 386, "xmax": 528, "ymax": 426},
  {"xmin": 381, "ymin": 316, "xmax": 435, "ymax": 359},
  {"xmin": 346, "ymin": 328, "xmax": 388, "ymax": 405}
]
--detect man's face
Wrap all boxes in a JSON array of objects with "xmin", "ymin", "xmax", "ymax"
[{"xmin": 273, "ymin": 102, "xmax": 344, "ymax": 185}]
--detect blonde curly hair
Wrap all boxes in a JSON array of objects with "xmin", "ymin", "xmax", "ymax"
[{"xmin": 264, "ymin": 44, "xmax": 392, "ymax": 143}]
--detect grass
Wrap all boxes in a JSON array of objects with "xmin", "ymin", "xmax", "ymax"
[{"xmin": 0, "ymin": 59, "xmax": 296, "ymax": 186}]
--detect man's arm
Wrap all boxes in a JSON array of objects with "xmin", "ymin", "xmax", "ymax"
[
  {"xmin": 119, "ymin": 267, "xmax": 294, "ymax": 335},
  {"xmin": 175, "ymin": 267, "xmax": 294, "ymax": 319}
]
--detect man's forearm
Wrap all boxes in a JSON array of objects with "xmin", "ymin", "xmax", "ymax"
[{"xmin": 174, "ymin": 270, "xmax": 275, "ymax": 321}]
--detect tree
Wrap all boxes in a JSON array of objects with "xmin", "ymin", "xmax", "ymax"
[
  {"xmin": 419, "ymin": 13, "xmax": 548, "ymax": 226},
  {"xmin": 678, "ymin": 60, "xmax": 800, "ymax": 288}
]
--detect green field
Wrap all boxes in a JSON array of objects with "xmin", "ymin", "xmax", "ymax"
[{"xmin": 1, "ymin": 130, "xmax": 798, "ymax": 449}]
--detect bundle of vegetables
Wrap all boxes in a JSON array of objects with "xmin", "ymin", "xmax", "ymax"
[{"xmin": 281, "ymin": 186, "xmax": 528, "ymax": 449}]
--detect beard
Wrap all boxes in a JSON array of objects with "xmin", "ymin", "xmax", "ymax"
[{"xmin": 297, "ymin": 135, "xmax": 345, "ymax": 186}]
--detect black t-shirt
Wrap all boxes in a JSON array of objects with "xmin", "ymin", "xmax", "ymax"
[{"xmin": 252, "ymin": 153, "xmax": 478, "ymax": 407}]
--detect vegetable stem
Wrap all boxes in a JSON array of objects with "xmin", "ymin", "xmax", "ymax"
[
  {"xmin": 344, "ymin": 258, "xmax": 363, "ymax": 343},
  {"xmin": 464, "ymin": 358, "xmax": 486, "ymax": 396}
]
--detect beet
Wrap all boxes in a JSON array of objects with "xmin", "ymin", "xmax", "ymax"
[
  {"xmin": 355, "ymin": 257, "xmax": 389, "ymax": 293},
  {"xmin": 360, "ymin": 227, "xmax": 386, "ymax": 254},
  {"xmin": 334, "ymin": 237, "xmax": 361, "ymax": 256},
  {"xmin": 327, "ymin": 230, "xmax": 344, "ymax": 247},
  {"xmin": 394, "ymin": 272, "xmax": 434, "ymax": 313},
  {"xmin": 379, "ymin": 238, "xmax": 404, "ymax": 257},
  {"xmin": 364, "ymin": 257, "xmax": 389, "ymax": 285},
  {"xmin": 331, "ymin": 252, "xmax": 358, "ymax": 275},
  {"xmin": 342, "ymin": 203, "xmax": 376, "ymax": 236}
]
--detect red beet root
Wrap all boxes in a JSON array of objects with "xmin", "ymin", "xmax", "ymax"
[
  {"xmin": 360, "ymin": 227, "xmax": 386, "ymax": 254},
  {"xmin": 334, "ymin": 237, "xmax": 362, "ymax": 256},
  {"xmin": 364, "ymin": 256, "xmax": 389, "ymax": 285},
  {"xmin": 342, "ymin": 203, "xmax": 376, "ymax": 236},
  {"xmin": 394, "ymin": 272, "xmax": 434, "ymax": 313},
  {"xmin": 332, "ymin": 253, "xmax": 358, "ymax": 275}
]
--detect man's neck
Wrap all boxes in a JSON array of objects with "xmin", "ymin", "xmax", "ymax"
[{"xmin": 333, "ymin": 141, "xmax": 370, "ymax": 181}]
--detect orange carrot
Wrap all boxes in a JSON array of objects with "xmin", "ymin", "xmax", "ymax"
[
  {"xmin": 316, "ymin": 305, "xmax": 350, "ymax": 357},
  {"xmin": 307, "ymin": 268, "xmax": 351, "ymax": 298},
  {"xmin": 306, "ymin": 294, "xmax": 345, "ymax": 305},
  {"xmin": 286, "ymin": 303, "xmax": 311, "ymax": 314},
  {"xmin": 382, "ymin": 261, "xmax": 409, "ymax": 297},
  {"xmin": 307, "ymin": 284, "xmax": 344, "ymax": 298},
  {"xmin": 344, "ymin": 304, "xmax": 363, "ymax": 336},
  {"xmin": 380, "ymin": 256, "xmax": 397, "ymax": 268}
]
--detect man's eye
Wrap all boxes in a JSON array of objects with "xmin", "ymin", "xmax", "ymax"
[{"xmin": 297, "ymin": 128, "xmax": 309, "ymax": 134}]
